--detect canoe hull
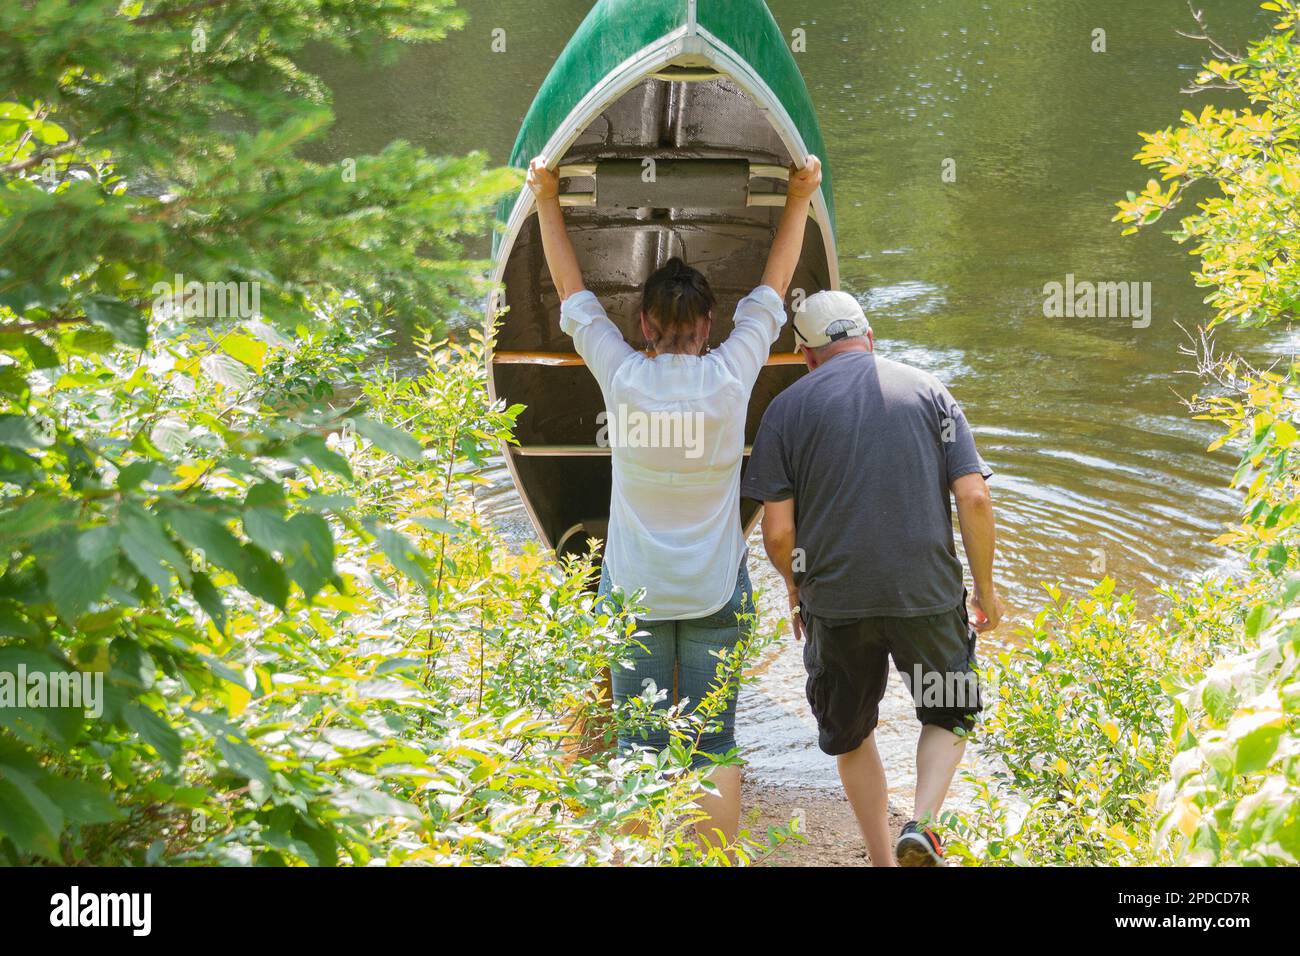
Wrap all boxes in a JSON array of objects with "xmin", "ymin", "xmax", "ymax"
[{"xmin": 489, "ymin": 0, "xmax": 838, "ymax": 560}]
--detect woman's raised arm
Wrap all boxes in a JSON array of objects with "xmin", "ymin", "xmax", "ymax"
[
  {"xmin": 759, "ymin": 155, "xmax": 822, "ymax": 299},
  {"xmin": 527, "ymin": 156, "xmax": 586, "ymax": 301}
]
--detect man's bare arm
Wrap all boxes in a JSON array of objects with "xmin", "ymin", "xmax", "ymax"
[
  {"xmin": 760, "ymin": 498, "xmax": 804, "ymax": 641},
  {"xmin": 952, "ymin": 472, "xmax": 1004, "ymax": 631}
]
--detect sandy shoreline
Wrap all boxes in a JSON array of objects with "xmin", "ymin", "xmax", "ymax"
[{"xmin": 744, "ymin": 781, "xmax": 913, "ymax": 866}]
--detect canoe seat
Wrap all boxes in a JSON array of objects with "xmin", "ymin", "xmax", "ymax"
[{"xmin": 647, "ymin": 65, "xmax": 723, "ymax": 82}]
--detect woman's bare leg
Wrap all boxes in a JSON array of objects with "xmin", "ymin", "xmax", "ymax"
[{"xmin": 694, "ymin": 764, "xmax": 741, "ymax": 845}]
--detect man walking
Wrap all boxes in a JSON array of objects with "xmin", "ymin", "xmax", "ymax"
[{"xmin": 741, "ymin": 290, "xmax": 1002, "ymax": 866}]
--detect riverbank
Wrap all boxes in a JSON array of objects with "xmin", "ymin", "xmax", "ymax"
[{"xmin": 745, "ymin": 781, "xmax": 912, "ymax": 866}]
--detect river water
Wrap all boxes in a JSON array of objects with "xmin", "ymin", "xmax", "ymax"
[{"xmin": 306, "ymin": 1, "xmax": 1293, "ymax": 798}]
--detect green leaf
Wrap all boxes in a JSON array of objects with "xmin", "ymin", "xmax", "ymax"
[
  {"xmin": 40, "ymin": 526, "xmax": 121, "ymax": 620},
  {"xmin": 370, "ymin": 523, "xmax": 430, "ymax": 587},
  {"xmin": 116, "ymin": 461, "xmax": 157, "ymax": 491},
  {"xmin": 84, "ymin": 296, "xmax": 147, "ymax": 349},
  {"xmin": 149, "ymin": 418, "xmax": 190, "ymax": 455},
  {"xmin": 120, "ymin": 506, "xmax": 189, "ymax": 592},
  {"xmin": 19, "ymin": 334, "xmax": 60, "ymax": 369},
  {"xmin": 66, "ymin": 328, "xmax": 118, "ymax": 355},
  {"xmin": 190, "ymin": 572, "xmax": 227, "ymax": 632},
  {"xmin": 245, "ymin": 481, "xmax": 285, "ymax": 510},
  {"xmin": 0, "ymin": 366, "xmax": 29, "ymax": 398},
  {"xmin": 284, "ymin": 512, "xmax": 335, "ymax": 599},
  {"xmin": 109, "ymin": 639, "xmax": 155, "ymax": 690},
  {"xmin": 219, "ymin": 332, "xmax": 267, "ymax": 373},
  {"xmin": 300, "ymin": 493, "xmax": 353, "ymax": 513},
  {"xmin": 412, "ymin": 515, "xmax": 458, "ymax": 537},
  {"xmin": 200, "ymin": 351, "xmax": 254, "ymax": 388},
  {"xmin": 294, "ymin": 817, "xmax": 339, "ymax": 868},
  {"xmin": 3, "ymin": 495, "xmax": 68, "ymax": 538},
  {"xmin": 35, "ymin": 775, "xmax": 121, "ymax": 826},
  {"xmin": 0, "ymin": 649, "xmax": 85, "ymax": 745},
  {"xmin": 242, "ymin": 508, "xmax": 294, "ymax": 556},
  {"xmin": 353, "ymin": 416, "xmax": 424, "ymax": 461},
  {"xmin": 288, "ymin": 433, "xmax": 353, "ymax": 482},
  {"xmin": 334, "ymin": 787, "xmax": 423, "ymax": 820},
  {"xmin": 123, "ymin": 702, "xmax": 182, "ymax": 769},
  {"xmin": 165, "ymin": 508, "xmax": 245, "ymax": 573},
  {"xmin": 1235, "ymin": 718, "xmax": 1283, "ymax": 775},
  {"xmin": 236, "ymin": 543, "xmax": 289, "ymax": 609},
  {"xmin": 0, "ymin": 766, "xmax": 63, "ymax": 859},
  {"xmin": 191, "ymin": 712, "xmax": 272, "ymax": 787},
  {"xmin": 0, "ymin": 413, "xmax": 54, "ymax": 450}
]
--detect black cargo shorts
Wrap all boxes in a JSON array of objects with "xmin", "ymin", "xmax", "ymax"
[{"xmin": 800, "ymin": 596, "xmax": 982, "ymax": 756}]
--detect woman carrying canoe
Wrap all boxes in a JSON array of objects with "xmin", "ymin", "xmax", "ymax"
[{"xmin": 526, "ymin": 153, "xmax": 822, "ymax": 843}]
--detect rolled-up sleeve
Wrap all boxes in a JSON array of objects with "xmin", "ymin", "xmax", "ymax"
[
  {"xmin": 714, "ymin": 285, "xmax": 787, "ymax": 389},
  {"xmin": 560, "ymin": 291, "xmax": 635, "ymax": 396}
]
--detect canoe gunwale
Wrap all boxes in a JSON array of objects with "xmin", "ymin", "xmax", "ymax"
[{"xmin": 487, "ymin": 12, "xmax": 838, "ymax": 554}]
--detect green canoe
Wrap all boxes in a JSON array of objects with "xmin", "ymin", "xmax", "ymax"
[{"xmin": 488, "ymin": 0, "xmax": 838, "ymax": 559}]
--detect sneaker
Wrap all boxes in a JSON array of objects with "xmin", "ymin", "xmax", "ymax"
[{"xmin": 895, "ymin": 820, "xmax": 943, "ymax": 866}]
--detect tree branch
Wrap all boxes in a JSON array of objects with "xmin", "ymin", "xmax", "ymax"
[
  {"xmin": 2, "ymin": 138, "xmax": 82, "ymax": 176},
  {"xmin": 0, "ymin": 313, "xmax": 87, "ymax": 334}
]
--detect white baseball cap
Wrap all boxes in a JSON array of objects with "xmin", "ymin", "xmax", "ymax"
[{"xmin": 792, "ymin": 290, "xmax": 871, "ymax": 349}]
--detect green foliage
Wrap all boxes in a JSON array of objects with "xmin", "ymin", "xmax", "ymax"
[
  {"xmin": 0, "ymin": 316, "xmax": 790, "ymax": 864},
  {"xmin": 0, "ymin": 1, "xmax": 795, "ymax": 865},
  {"xmin": 1113, "ymin": 0, "xmax": 1300, "ymax": 866},
  {"xmin": 0, "ymin": 0, "xmax": 514, "ymax": 334},
  {"xmin": 944, "ymin": 579, "xmax": 1244, "ymax": 865},
  {"xmin": 1115, "ymin": 0, "xmax": 1300, "ymax": 330},
  {"xmin": 951, "ymin": 0, "xmax": 1300, "ymax": 868}
]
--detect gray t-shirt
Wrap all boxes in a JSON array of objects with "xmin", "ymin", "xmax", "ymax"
[{"xmin": 740, "ymin": 350, "xmax": 991, "ymax": 618}]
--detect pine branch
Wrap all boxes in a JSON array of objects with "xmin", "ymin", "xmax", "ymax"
[{"xmin": 129, "ymin": 0, "xmax": 233, "ymax": 26}]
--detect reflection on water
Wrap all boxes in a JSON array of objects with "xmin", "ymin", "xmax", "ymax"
[{"xmin": 306, "ymin": 0, "xmax": 1283, "ymax": 796}]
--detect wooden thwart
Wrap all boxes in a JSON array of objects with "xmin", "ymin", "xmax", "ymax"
[{"xmin": 552, "ymin": 158, "xmax": 796, "ymax": 209}]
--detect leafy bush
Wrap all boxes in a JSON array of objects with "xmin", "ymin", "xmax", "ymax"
[
  {"xmin": 1113, "ymin": 0, "xmax": 1300, "ymax": 866},
  {"xmin": 0, "ymin": 0, "xmax": 793, "ymax": 866},
  {"xmin": 944, "ymin": 579, "xmax": 1245, "ymax": 866},
  {"xmin": 949, "ymin": 0, "xmax": 1300, "ymax": 867},
  {"xmin": 0, "ymin": 310, "xmax": 788, "ymax": 864}
]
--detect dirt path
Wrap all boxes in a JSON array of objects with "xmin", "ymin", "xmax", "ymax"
[{"xmin": 744, "ymin": 781, "xmax": 913, "ymax": 866}]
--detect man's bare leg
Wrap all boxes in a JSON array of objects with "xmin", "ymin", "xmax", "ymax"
[
  {"xmin": 914, "ymin": 725, "xmax": 966, "ymax": 822},
  {"xmin": 836, "ymin": 733, "xmax": 895, "ymax": 866},
  {"xmin": 694, "ymin": 765, "xmax": 741, "ymax": 846}
]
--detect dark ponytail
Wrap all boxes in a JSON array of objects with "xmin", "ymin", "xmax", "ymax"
[{"xmin": 640, "ymin": 257, "xmax": 716, "ymax": 354}]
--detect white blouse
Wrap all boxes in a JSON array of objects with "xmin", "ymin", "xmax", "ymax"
[{"xmin": 560, "ymin": 285, "xmax": 787, "ymax": 619}]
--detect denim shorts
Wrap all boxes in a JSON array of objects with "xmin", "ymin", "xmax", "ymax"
[{"xmin": 597, "ymin": 562, "xmax": 753, "ymax": 768}]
